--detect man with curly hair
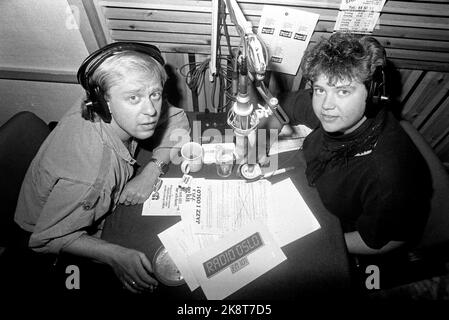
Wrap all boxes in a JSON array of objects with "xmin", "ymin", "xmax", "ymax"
[{"xmin": 280, "ymin": 32, "xmax": 431, "ymax": 255}]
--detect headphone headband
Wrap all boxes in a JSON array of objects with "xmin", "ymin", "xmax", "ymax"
[
  {"xmin": 77, "ymin": 42, "xmax": 164, "ymax": 124},
  {"xmin": 77, "ymin": 42, "xmax": 164, "ymax": 90}
]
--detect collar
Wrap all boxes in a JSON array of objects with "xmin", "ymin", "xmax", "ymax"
[
  {"xmin": 305, "ymin": 109, "xmax": 386, "ymax": 186},
  {"xmin": 322, "ymin": 114, "xmax": 376, "ymax": 145},
  {"xmin": 95, "ymin": 121, "xmax": 137, "ymax": 165},
  {"xmin": 321, "ymin": 109, "xmax": 386, "ymax": 153}
]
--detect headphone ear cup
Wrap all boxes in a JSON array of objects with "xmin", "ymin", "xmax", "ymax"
[
  {"xmin": 91, "ymin": 86, "xmax": 112, "ymax": 123},
  {"xmin": 83, "ymin": 95, "xmax": 97, "ymax": 121},
  {"xmin": 369, "ymin": 66, "xmax": 382, "ymax": 104},
  {"xmin": 366, "ymin": 66, "xmax": 387, "ymax": 117},
  {"xmin": 370, "ymin": 82, "xmax": 380, "ymax": 106}
]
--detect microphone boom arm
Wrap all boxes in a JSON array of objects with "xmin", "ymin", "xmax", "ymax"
[{"xmin": 253, "ymin": 79, "xmax": 289, "ymax": 126}]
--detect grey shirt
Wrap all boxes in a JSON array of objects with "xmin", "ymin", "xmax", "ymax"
[{"xmin": 14, "ymin": 102, "xmax": 189, "ymax": 254}]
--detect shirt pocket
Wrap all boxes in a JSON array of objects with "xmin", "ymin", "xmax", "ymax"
[{"xmin": 79, "ymin": 183, "xmax": 101, "ymax": 211}]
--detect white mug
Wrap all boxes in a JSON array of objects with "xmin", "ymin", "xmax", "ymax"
[{"xmin": 180, "ymin": 142, "xmax": 203, "ymax": 173}]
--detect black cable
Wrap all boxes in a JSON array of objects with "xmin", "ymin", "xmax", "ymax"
[
  {"xmin": 179, "ymin": 59, "xmax": 209, "ymax": 97},
  {"xmin": 178, "ymin": 0, "xmax": 237, "ymax": 113}
]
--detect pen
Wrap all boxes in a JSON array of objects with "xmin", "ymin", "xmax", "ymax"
[{"xmin": 262, "ymin": 166, "xmax": 296, "ymax": 178}]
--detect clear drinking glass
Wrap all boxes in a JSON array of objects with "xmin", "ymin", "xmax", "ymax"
[{"xmin": 215, "ymin": 145, "xmax": 234, "ymax": 177}]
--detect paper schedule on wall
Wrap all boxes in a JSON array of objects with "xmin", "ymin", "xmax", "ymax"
[
  {"xmin": 257, "ymin": 6, "xmax": 319, "ymax": 75},
  {"xmin": 339, "ymin": 0, "xmax": 386, "ymax": 12},
  {"xmin": 334, "ymin": 0, "xmax": 386, "ymax": 34}
]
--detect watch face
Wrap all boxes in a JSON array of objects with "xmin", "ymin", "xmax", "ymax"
[
  {"xmin": 160, "ymin": 162, "xmax": 169, "ymax": 174},
  {"xmin": 153, "ymin": 159, "xmax": 168, "ymax": 174}
]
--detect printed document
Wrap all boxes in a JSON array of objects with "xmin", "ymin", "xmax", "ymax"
[
  {"xmin": 334, "ymin": 0, "xmax": 386, "ymax": 34},
  {"xmin": 183, "ymin": 177, "xmax": 320, "ymax": 247},
  {"xmin": 187, "ymin": 221, "xmax": 286, "ymax": 300},
  {"xmin": 158, "ymin": 220, "xmax": 219, "ymax": 291},
  {"xmin": 142, "ymin": 178, "xmax": 206, "ymax": 216},
  {"xmin": 257, "ymin": 6, "xmax": 319, "ymax": 75},
  {"xmin": 188, "ymin": 179, "xmax": 269, "ymax": 235},
  {"xmin": 157, "ymin": 177, "xmax": 321, "ymax": 295}
]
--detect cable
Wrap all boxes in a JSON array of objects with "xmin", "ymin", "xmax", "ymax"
[
  {"xmin": 178, "ymin": 1, "xmax": 239, "ymax": 113},
  {"xmin": 179, "ymin": 59, "xmax": 209, "ymax": 95}
]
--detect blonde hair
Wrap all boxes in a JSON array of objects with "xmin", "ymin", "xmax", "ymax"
[{"xmin": 92, "ymin": 51, "xmax": 167, "ymax": 96}]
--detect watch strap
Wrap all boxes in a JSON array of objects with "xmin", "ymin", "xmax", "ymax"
[{"xmin": 150, "ymin": 158, "xmax": 168, "ymax": 175}]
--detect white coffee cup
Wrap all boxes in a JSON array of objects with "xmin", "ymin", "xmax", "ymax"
[{"xmin": 180, "ymin": 142, "xmax": 203, "ymax": 174}]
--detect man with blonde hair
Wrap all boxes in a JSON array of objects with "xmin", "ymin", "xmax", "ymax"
[{"xmin": 12, "ymin": 42, "xmax": 189, "ymax": 294}]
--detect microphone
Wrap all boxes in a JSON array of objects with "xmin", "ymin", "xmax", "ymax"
[{"xmin": 227, "ymin": 57, "xmax": 258, "ymax": 162}]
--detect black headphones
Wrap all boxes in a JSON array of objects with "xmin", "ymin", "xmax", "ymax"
[
  {"xmin": 365, "ymin": 65, "xmax": 389, "ymax": 117},
  {"xmin": 77, "ymin": 42, "xmax": 165, "ymax": 123}
]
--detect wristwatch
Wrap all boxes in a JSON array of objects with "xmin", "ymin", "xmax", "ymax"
[{"xmin": 150, "ymin": 158, "xmax": 169, "ymax": 175}]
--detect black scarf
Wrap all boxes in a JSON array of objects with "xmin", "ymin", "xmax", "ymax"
[{"xmin": 305, "ymin": 109, "xmax": 386, "ymax": 186}]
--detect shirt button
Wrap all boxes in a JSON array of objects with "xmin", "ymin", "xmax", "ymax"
[{"xmin": 82, "ymin": 202, "xmax": 92, "ymax": 210}]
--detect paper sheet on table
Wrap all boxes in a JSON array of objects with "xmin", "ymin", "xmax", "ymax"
[
  {"xmin": 158, "ymin": 179, "xmax": 270, "ymax": 292},
  {"xmin": 268, "ymin": 124, "xmax": 312, "ymax": 155},
  {"xmin": 267, "ymin": 178, "xmax": 321, "ymax": 247},
  {"xmin": 187, "ymin": 220, "xmax": 286, "ymax": 300},
  {"xmin": 142, "ymin": 178, "xmax": 206, "ymax": 216},
  {"xmin": 189, "ymin": 179, "xmax": 269, "ymax": 235},
  {"xmin": 190, "ymin": 178, "xmax": 320, "ymax": 248},
  {"xmin": 269, "ymin": 137, "xmax": 304, "ymax": 155},
  {"xmin": 158, "ymin": 220, "xmax": 220, "ymax": 291},
  {"xmin": 158, "ymin": 177, "xmax": 320, "ymax": 292}
]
